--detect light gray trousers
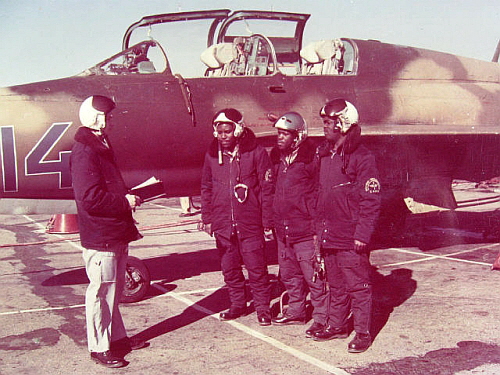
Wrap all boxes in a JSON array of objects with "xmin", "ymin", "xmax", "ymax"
[{"xmin": 82, "ymin": 245, "xmax": 128, "ymax": 352}]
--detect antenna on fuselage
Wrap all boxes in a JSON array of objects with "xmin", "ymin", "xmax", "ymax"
[{"xmin": 493, "ymin": 39, "xmax": 500, "ymax": 63}]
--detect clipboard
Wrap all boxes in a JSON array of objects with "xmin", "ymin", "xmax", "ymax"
[{"xmin": 130, "ymin": 177, "xmax": 166, "ymax": 202}]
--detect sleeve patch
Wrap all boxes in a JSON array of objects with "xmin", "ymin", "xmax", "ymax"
[{"xmin": 365, "ymin": 178, "xmax": 381, "ymax": 193}]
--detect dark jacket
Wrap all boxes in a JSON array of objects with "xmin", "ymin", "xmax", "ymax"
[
  {"xmin": 316, "ymin": 126, "xmax": 381, "ymax": 249},
  {"xmin": 70, "ymin": 127, "xmax": 142, "ymax": 250},
  {"xmin": 271, "ymin": 138, "xmax": 318, "ymax": 244},
  {"xmin": 201, "ymin": 128, "xmax": 274, "ymax": 239}
]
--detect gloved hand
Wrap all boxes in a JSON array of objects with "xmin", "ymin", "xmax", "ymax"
[{"xmin": 312, "ymin": 253, "xmax": 325, "ymax": 282}]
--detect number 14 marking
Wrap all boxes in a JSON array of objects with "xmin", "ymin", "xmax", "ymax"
[{"xmin": 1, "ymin": 122, "xmax": 72, "ymax": 192}]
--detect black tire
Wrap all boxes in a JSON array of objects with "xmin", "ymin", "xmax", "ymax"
[{"xmin": 121, "ymin": 256, "xmax": 150, "ymax": 303}]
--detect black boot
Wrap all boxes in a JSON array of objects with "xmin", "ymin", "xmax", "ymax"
[
  {"xmin": 272, "ymin": 314, "xmax": 306, "ymax": 325},
  {"xmin": 219, "ymin": 306, "xmax": 247, "ymax": 321},
  {"xmin": 348, "ymin": 333, "xmax": 372, "ymax": 353},
  {"xmin": 305, "ymin": 322, "xmax": 324, "ymax": 338},
  {"xmin": 313, "ymin": 325, "xmax": 348, "ymax": 341},
  {"xmin": 257, "ymin": 311, "xmax": 272, "ymax": 326},
  {"xmin": 90, "ymin": 351, "xmax": 126, "ymax": 368}
]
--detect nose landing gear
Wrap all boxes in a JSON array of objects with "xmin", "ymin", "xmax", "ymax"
[{"xmin": 121, "ymin": 256, "xmax": 151, "ymax": 303}]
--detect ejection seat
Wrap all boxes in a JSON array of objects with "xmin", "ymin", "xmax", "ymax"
[
  {"xmin": 300, "ymin": 39, "xmax": 345, "ymax": 75},
  {"xmin": 137, "ymin": 60, "xmax": 156, "ymax": 74},
  {"xmin": 200, "ymin": 43, "xmax": 238, "ymax": 76},
  {"xmin": 201, "ymin": 34, "xmax": 277, "ymax": 77}
]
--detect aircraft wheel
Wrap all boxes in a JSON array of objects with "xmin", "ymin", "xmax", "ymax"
[{"xmin": 121, "ymin": 256, "xmax": 150, "ymax": 303}]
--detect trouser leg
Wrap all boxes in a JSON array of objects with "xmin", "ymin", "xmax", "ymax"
[
  {"xmin": 111, "ymin": 247, "xmax": 128, "ymax": 342},
  {"xmin": 294, "ymin": 240, "xmax": 329, "ymax": 325},
  {"xmin": 83, "ymin": 245, "xmax": 128, "ymax": 353},
  {"xmin": 324, "ymin": 252, "xmax": 350, "ymax": 329},
  {"xmin": 277, "ymin": 238, "xmax": 307, "ymax": 317},
  {"xmin": 341, "ymin": 251, "xmax": 372, "ymax": 334},
  {"xmin": 239, "ymin": 235, "xmax": 271, "ymax": 315},
  {"xmin": 216, "ymin": 234, "xmax": 246, "ymax": 309}
]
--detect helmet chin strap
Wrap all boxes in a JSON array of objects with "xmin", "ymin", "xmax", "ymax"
[
  {"xmin": 91, "ymin": 115, "xmax": 106, "ymax": 133},
  {"xmin": 339, "ymin": 116, "xmax": 352, "ymax": 134},
  {"xmin": 292, "ymin": 133, "xmax": 305, "ymax": 149}
]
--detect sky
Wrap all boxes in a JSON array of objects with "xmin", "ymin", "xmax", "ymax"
[{"xmin": 0, "ymin": 0, "xmax": 499, "ymax": 87}]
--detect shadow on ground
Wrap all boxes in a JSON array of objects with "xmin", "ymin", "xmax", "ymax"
[
  {"xmin": 42, "ymin": 239, "xmax": 279, "ymax": 303},
  {"xmin": 349, "ymin": 340, "xmax": 500, "ymax": 375},
  {"xmin": 371, "ymin": 268, "xmax": 417, "ymax": 339},
  {"xmin": 374, "ymin": 208, "xmax": 500, "ymax": 251}
]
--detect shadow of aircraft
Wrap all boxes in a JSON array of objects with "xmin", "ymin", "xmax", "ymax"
[
  {"xmin": 42, "ymin": 238, "xmax": 279, "ymax": 302},
  {"xmin": 373, "ymin": 207, "xmax": 500, "ymax": 252}
]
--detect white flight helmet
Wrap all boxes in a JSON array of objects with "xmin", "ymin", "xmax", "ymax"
[
  {"xmin": 212, "ymin": 108, "xmax": 245, "ymax": 137},
  {"xmin": 320, "ymin": 99, "xmax": 359, "ymax": 134},
  {"xmin": 274, "ymin": 111, "xmax": 307, "ymax": 147},
  {"xmin": 79, "ymin": 95, "xmax": 116, "ymax": 131}
]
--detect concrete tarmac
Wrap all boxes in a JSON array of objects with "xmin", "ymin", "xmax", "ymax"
[{"xmin": 1, "ymin": 195, "xmax": 500, "ymax": 375}]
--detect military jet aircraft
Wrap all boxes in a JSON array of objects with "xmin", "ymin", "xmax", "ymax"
[{"xmin": 1, "ymin": 9, "xmax": 499, "ymax": 225}]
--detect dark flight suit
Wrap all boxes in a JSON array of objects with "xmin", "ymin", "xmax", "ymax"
[
  {"xmin": 316, "ymin": 127, "xmax": 381, "ymax": 335},
  {"xmin": 271, "ymin": 138, "xmax": 329, "ymax": 324},
  {"xmin": 201, "ymin": 128, "xmax": 273, "ymax": 318}
]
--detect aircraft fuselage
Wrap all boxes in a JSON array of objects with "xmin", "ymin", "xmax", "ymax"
[{"xmin": 1, "ymin": 10, "xmax": 499, "ymax": 217}]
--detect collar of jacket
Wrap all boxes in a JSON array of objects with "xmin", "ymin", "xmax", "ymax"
[
  {"xmin": 270, "ymin": 137, "xmax": 316, "ymax": 165},
  {"xmin": 316, "ymin": 124, "xmax": 362, "ymax": 158},
  {"xmin": 74, "ymin": 126, "xmax": 113, "ymax": 156},
  {"xmin": 208, "ymin": 127, "xmax": 258, "ymax": 158}
]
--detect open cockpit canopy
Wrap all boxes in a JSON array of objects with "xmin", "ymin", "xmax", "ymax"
[
  {"xmin": 80, "ymin": 39, "xmax": 169, "ymax": 76},
  {"xmin": 81, "ymin": 9, "xmax": 358, "ymax": 78}
]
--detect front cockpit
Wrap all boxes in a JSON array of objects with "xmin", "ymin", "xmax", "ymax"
[{"xmin": 79, "ymin": 39, "xmax": 169, "ymax": 76}]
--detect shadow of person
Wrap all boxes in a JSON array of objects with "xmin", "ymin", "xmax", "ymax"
[
  {"xmin": 127, "ymin": 239, "xmax": 280, "ymax": 341},
  {"xmin": 371, "ymin": 268, "xmax": 417, "ymax": 339},
  {"xmin": 131, "ymin": 287, "xmax": 230, "ymax": 342},
  {"xmin": 37, "ymin": 239, "xmax": 278, "ymax": 346},
  {"xmin": 133, "ymin": 273, "xmax": 283, "ymax": 343}
]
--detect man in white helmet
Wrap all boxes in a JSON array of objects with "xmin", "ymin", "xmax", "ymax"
[
  {"xmin": 200, "ymin": 108, "xmax": 273, "ymax": 326},
  {"xmin": 270, "ymin": 112, "xmax": 330, "ymax": 339},
  {"xmin": 70, "ymin": 95, "xmax": 147, "ymax": 368},
  {"xmin": 313, "ymin": 99, "xmax": 381, "ymax": 353}
]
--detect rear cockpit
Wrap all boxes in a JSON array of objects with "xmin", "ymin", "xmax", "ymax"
[
  {"xmin": 200, "ymin": 36, "xmax": 357, "ymax": 76},
  {"xmin": 200, "ymin": 34, "xmax": 278, "ymax": 76}
]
